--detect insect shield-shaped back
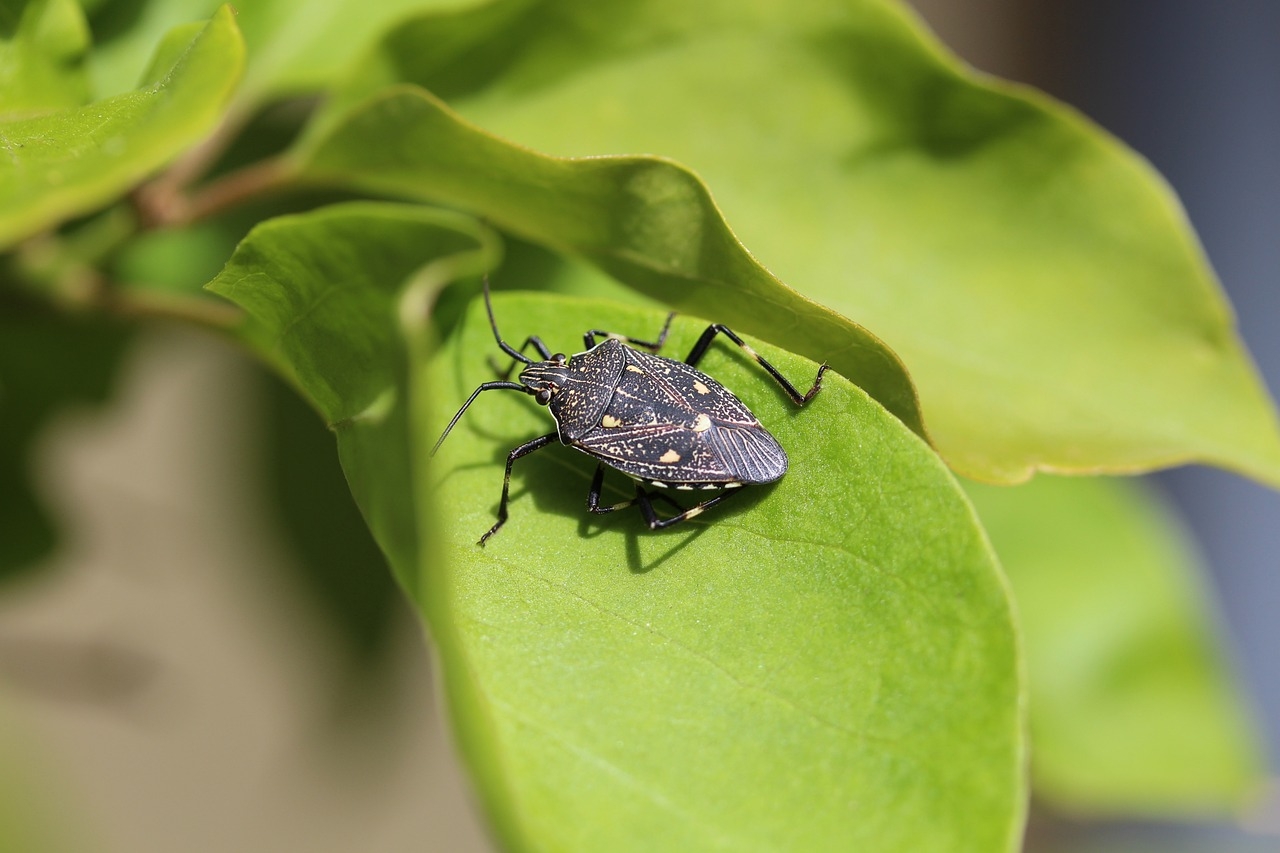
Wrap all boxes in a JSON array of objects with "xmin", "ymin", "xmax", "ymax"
[
  {"xmin": 518, "ymin": 345, "xmax": 624, "ymax": 443},
  {"xmin": 549, "ymin": 341, "xmax": 789, "ymax": 488},
  {"xmin": 430, "ymin": 279, "xmax": 827, "ymax": 545}
]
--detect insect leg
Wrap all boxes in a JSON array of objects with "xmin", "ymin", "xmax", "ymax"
[
  {"xmin": 479, "ymin": 432, "xmax": 559, "ymax": 546},
  {"xmin": 585, "ymin": 464, "xmax": 682, "ymax": 514},
  {"xmin": 683, "ymin": 325, "xmax": 827, "ymax": 406},
  {"xmin": 583, "ymin": 312, "xmax": 675, "ymax": 351},
  {"xmin": 492, "ymin": 335, "xmax": 553, "ymax": 379},
  {"xmin": 633, "ymin": 485, "xmax": 739, "ymax": 530}
]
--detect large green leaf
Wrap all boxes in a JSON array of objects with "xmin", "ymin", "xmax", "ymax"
[
  {"xmin": 425, "ymin": 294, "xmax": 1022, "ymax": 852},
  {"xmin": 207, "ymin": 201, "xmax": 1025, "ymax": 851},
  {"xmin": 309, "ymin": 0, "xmax": 1280, "ymax": 487},
  {"xmin": 291, "ymin": 88, "xmax": 926, "ymax": 440},
  {"xmin": 230, "ymin": 0, "xmax": 473, "ymax": 110},
  {"xmin": 966, "ymin": 476, "xmax": 1262, "ymax": 816},
  {"xmin": 0, "ymin": 4, "xmax": 244, "ymax": 249},
  {"xmin": 0, "ymin": 0, "xmax": 90, "ymax": 115}
]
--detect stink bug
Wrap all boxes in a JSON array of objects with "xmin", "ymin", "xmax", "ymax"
[{"xmin": 433, "ymin": 280, "xmax": 827, "ymax": 546}]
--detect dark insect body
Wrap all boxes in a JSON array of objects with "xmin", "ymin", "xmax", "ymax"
[{"xmin": 432, "ymin": 280, "xmax": 827, "ymax": 546}]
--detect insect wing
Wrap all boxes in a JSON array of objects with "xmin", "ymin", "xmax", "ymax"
[
  {"xmin": 626, "ymin": 348, "xmax": 758, "ymax": 424},
  {"xmin": 571, "ymin": 348, "xmax": 787, "ymax": 485}
]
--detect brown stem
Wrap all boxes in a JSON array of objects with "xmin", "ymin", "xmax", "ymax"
[
  {"xmin": 100, "ymin": 287, "xmax": 244, "ymax": 331},
  {"xmin": 58, "ymin": 269, "xmax": 245, "ymax": 332},
  {"xmin": 134, "ymin": 155, "xmax": 294, "ymax": 228},
  {"xmin": 182, "ymin": 156, "xmax": 293, "ymax": 223},
  {"xmin": 134, "ymin": 108, "xmax": 251, "ymax": 221}
]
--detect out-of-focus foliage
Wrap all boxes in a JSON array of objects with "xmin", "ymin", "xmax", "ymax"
[{"xmin": 1, "ymin": 1, "xmax": 1275, "ymax": 849}]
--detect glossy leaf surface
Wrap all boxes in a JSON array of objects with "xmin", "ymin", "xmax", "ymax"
[
  {"xmin": 207, "ymin": 201, "xmax": 1025, "ymax": 851},
  {"xmin": 314, "ymin": 0, "xmax": 1280, "ymax": 487},
  {"xmin": 294, "ymin": 87, "xmax": 925, "ymax": 439}
]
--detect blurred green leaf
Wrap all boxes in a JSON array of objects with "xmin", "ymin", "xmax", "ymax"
[
  {"xmin": 966, "ymin": 475, "xmax": 1262, "ymax": 816},
  {"xmin": 258, "ymin": 366, "xmax": 403, "ymax": 682},
  {"xmin": 84, "ymin": 0, "xmax": 212, "ymax": 97},
  {"xmin": 87, "ymin": 0, "xmax": 481, "ymax": 107},
  {"xmin": 316, "ymin": 0, "xmax": 1280, "ymax": 488},
  {"xmin": 230, "ymin": 0, "xmax": 475, "ymax": 111},
  {"xmin": 208, "ymin": 201, "xmax": 1025, "ymax": 851},
  {"xmin": 0, "ymin": 0, "xmax": 90, "ymax": 115},
  {"xmin": 206, "ymin": 201, "xmax": 496, "ymax": 580},
  {"xmin": 291, "ymin": 88, "xmax": 926, "ymax": 439},
  {"xmin": 0, "ymin": 296, "xmax": 131, "ymax": 581},
  {"xmin": 0, "ymin": 5, "xmax": 244, "ymax": 249}
]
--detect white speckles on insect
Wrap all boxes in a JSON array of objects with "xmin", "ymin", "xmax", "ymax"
[{"xmin": 431, "ymin": 279, "xmax": 827, "ymax": 544}]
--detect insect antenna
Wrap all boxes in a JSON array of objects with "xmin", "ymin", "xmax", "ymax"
[
  {"xmin": 483, "ymin": 276, "xmax": 534, "ymax": 366},
  {"xmin": 431, "ymin": 380, "xmax": 526, "ymax": 456}
]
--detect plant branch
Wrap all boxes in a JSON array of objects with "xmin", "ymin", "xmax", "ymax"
[
  {"xmin": 188, "ymin": 156, "xmax": 294, "ymax": 223},
  {"xmin": 134, "ymin": 155, "xmax": 293, "ymax": 228},
  {"xmin": 96, "ymin": 284, "xmax": 245, "ymax": 331},
  {"xmin": 135, "ymin": 107, "xmax": 250, "ymax": 215},
  {"xmin": 41, "ymin": 268, "xmax": 244, "ymax": 332}
]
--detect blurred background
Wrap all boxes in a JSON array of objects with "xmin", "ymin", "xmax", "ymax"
[{"xmin": 0, "ymin": 1, "xmax": 1276, "ymax": 851}]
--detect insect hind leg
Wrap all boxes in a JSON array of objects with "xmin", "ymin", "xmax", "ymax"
[
  {"xmin": 586, "ymin": 464, "xmax": 682, "ymax": 515},
  {"xmin": 633, "ymin": 484, "xmax": 739, "ymax": 530},
  {"xmin": 584, "ymin": 312, "xmax": 675, "ymax": 351},
  {"xmin": 683, "ymin": 324, "xmax": 827, "ymax": 406}
]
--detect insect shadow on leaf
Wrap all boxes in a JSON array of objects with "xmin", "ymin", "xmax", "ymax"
[{"xmin": 432, "ymin": 278, "xmax": 827, "ymax": 547}]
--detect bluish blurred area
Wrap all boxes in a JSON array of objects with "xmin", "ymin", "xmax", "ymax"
[
  {"xmin": 922, "ymin": 0, "xmax": 1280, "ymax": 769},
  {"xmin": 1041, "ymin": 0, "xmax": 1280, "ymax": 771},
  {"xmin": 915, "ymin": 0, "xmax": 1280, "ymax": 845}
]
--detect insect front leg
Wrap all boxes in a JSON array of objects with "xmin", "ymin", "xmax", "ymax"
[
  {"xmin": 583, "ymin": 312, "xmax": 675, "ymax": 351},
  {"xmin": 632, "ymin": 485, "xmax": 740, "ymax": 530},
  {"xmin": 492, "ymin": 335, "xmax": 553, "ymax": 379},
  {"xmin": 480, "ymin": 432, "xmax": 559, "ymax": 546},
  {"xmin": 683, "ymin": 325, "xmax": 827, "ymax": 406}
]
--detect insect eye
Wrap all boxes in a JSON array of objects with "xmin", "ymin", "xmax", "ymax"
[
  {"xmin": 535, "ymin": 388, "xmax": 553, "ymax": 406},
  {"xmin": 551, "ymin": 353, "xmax": 567, "ymax": 364}
]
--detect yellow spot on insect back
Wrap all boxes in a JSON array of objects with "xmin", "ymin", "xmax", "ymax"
[
  {"xmin": 660, "ymin": 449, "xmax": 681, "ymax": 463},
  {"xmin": 693, "ymin": 380, "xmax": 711, "ymax": 395},
  {"xmin": 625, "ymin": 364, "xmax": 644, "ymax": 373},
  {"xmin": 601, "ymin": 415, "xmax": 621, "ymax": 428},
  {"xmin": 692, "ymin": 413, "xmax": 712, "ymax": 432}
]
